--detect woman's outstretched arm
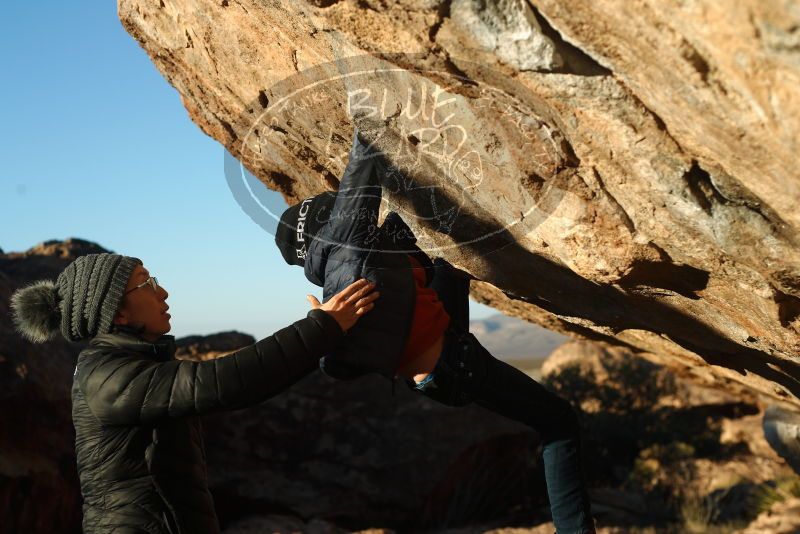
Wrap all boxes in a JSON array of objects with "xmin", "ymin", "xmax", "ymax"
[{"xmin": 77, "ymin": 279, "xmax": 378, "ymax": 426}]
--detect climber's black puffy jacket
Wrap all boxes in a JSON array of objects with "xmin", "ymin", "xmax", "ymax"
[
  {"xmin": 304, "ymin": 132, "xmax": 434, "ymax": 379},
  {"xmin": 71, "ymin": 309, "xmax": 343, "ymax": 534}
]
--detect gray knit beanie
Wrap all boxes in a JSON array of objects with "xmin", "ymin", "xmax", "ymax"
[{"xmin": 10, "ymin": 253, "xmax": 142, "ymax": 343}]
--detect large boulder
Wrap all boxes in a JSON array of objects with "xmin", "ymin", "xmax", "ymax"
[
  {"xmin": 541, "ymin": 341, "xmax": 793, "ymax": 528},
  {"xmin": 118, "ymin": 0, "xmax": 800, "ymax": 407}
]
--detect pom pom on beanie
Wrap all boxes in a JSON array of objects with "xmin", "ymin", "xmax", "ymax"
[
  {"xmin": 9, "ymin": 253, "xmax": 142, "ymax": 343},
  {"xmin": 10, "ymin": 279, "xmax": 62, "ymax": 343}
]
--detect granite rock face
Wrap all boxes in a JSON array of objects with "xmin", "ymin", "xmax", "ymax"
[
  {"xmin": 118, "ymin": 0, "xmax": 800, "ymax": 406},
  {"xmin": 542, "ymin": 340, "xmax": 795, "ymax": 530}
]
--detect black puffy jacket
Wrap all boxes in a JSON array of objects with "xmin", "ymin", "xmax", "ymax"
[
  {"xmin": 71, "ymin": 309, "xmax": 343, "ymax": 534},
  {"xmin": 304, "ymin": 132, "xmax": 433, "ymax": 379}
]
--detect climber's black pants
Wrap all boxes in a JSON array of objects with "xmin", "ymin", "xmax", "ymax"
[{"xmin": 409, "ymin": 259, "xmax": 594, "ymax": 534}]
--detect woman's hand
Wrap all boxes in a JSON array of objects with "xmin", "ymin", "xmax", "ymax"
[{"xmin": 307, "ymin": 278, "xmax": 379, "ymax": 332}]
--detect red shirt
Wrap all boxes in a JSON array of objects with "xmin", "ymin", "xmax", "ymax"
[{"xmin": 396, "ymin": 255, "xmax": 451, "ymax": 370}]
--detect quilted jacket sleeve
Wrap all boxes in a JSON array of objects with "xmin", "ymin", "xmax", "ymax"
[
  {"xmin": 77, "ymin": 309, "xmax": 343, "ymax": 426},
  {"xmin": 328, "ymin": 128, "xmax": 383, "ymax": 247}
]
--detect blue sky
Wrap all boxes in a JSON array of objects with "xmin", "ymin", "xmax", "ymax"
[{"xmin": 0, "ymin": 2, "xmax": 496, "ymax": 340}]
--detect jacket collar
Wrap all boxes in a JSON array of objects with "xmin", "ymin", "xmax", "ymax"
[{"xmin": 90, "ymin": 325, "xmax": 177, "ymax": 360}]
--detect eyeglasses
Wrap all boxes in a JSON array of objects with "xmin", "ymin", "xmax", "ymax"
[{"xmin": 125, "ymin": 276, "xmax": 160, "ymax": 294}]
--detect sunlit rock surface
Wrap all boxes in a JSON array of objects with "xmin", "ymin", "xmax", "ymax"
[
  {"xmin": 118, "ymin": 0, "xmax": 800, "ymax": 408},
  {"xmin": 541, "ymin": 340, "xmax": 800, "ymax": 532}
]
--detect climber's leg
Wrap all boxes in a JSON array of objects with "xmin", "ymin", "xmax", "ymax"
[
  {"xmin": 471, "ymin": 348, "xmax": 594, "ymax": 534},
  {"xmin": 409, "ymin": 328, "xmax": 595, "ymax": 534}
]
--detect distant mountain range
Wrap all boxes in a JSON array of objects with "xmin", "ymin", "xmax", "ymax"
[{"xmin": 469, "ymin": 313, "xmax": 568, "ymax": 370}]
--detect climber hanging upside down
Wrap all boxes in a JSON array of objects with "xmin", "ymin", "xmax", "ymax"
[{"xmin": 274, "ymin": 126, "xmax": 596, "ymax": 534}]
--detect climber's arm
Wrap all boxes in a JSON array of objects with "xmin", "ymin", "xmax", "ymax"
[{"xmin": 328, "ymin": 128, "xmax": 383, "ymax": 246}]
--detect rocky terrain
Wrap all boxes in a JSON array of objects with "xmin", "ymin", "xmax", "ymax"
[
  {"xmin": 196, "ymin": 355, "xmax": 543, "ymax": 531},
  {"xmin": 470, "ymin": 314, "xmax": 567, "ymax": 369},
  {"xmin": 117, "ymin": 0, "xmax": 800, "ymax": 408},
  {"xmin": 0, "ymin": 239, "xmax": 101, "ymax": 534},
  {"xmin": 0, "ymin": 240, "xmax": 540, "ymax": 533},
  {"xmin": 3, "ymin": 238, "xmax": 800, "ymax": 532},
  {"xmin": 541, "ymin": 341, "xmax": 797, "ymax": 533},
  {"xmin": 216, "ymin": 339, "xmax": 800, "ymax": 533}
]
